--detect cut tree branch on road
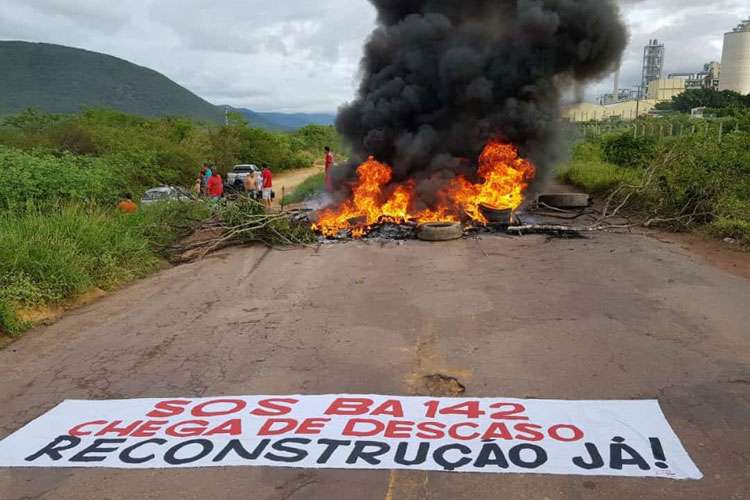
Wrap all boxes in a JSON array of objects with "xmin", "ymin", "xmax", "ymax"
[{"xmin": 156, "ymin": 198, "xmax": 316, "ymax": 262}]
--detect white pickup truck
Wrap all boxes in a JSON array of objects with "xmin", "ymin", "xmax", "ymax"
[{"xmin": 225, "ymin": 164, "xmax": 262, "ymax": 193}]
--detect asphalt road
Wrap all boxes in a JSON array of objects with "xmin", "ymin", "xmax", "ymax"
[{"xmin": 1, "ymin": 232, "xmax": 748, "ymax": 499}]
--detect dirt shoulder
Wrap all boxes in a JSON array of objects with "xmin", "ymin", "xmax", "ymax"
[
  {"xmin": 644, "ymin": 230, "xmax": 749, "ymax": 280},
  {"xmin": 538, "ymin": 179, "xmax": 749, "ymax": 280},
  {"xmin": 274, "ymin": 165, "xmax": 324, "ymax": 199}
]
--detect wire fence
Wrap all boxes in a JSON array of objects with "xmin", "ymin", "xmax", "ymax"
[{"xmin": 564, "ymin": 117, "xmax": 745, "ymax": 144}]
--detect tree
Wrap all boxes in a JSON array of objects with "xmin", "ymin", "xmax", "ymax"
[{"xmin": 657, "ymin": 89, "xmax": 750, "ymax": 113}]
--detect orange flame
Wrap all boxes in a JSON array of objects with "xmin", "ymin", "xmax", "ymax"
[{"xmin": 313, "ymin": 139, "xmax": 536, "ymax": 237}]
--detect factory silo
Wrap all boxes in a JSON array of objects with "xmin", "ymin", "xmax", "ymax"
[{"xmin": 720, "ymin": 20, "xmax": 750, "ymax": 94}]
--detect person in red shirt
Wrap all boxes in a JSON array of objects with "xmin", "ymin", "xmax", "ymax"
[
  {"xmin": 118, "ymin": 193, "xmax": 138, "ymax": 213},
  {"xmin": 261, "ymin": 163, "xmax": 273, "ymax": 209},
  {"xmin": 324, "ymin": 146, "xmax": 334, "ymax": 193},
  {"xmin": 206, "ymin": 172, "xmax": 224, "ymax": 200}
]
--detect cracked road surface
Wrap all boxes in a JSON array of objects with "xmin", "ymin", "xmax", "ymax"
[{"xmin": 1, "ymin": 233, "xmax": 749, "ymax": 499}]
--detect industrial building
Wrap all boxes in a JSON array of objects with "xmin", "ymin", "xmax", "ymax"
[
  {"xmin": 601, "ymin": 39, "xmax": 672, "ymax": 106},
  {"xmin": 647, "ymin": 78, "xmax": 686, "ymax": 101},
  {"xmin": 641, "ymin": 39, "xmax": 665, "ymax": 99},
  {"xmin": 668, "ymin": 62, "xmax": 721, "ymax": 91},
  {"xmin": 720, "ymin": 20, "xmax": 750, "ymax": 94},
  {"xmin": 572, "ymin": 20, "xmax": 750, "ymax": 123},
  {"xmin": 562, "ymin": 100, "xmax": 658, "ymax": 123}
]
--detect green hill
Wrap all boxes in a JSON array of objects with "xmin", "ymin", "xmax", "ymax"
[{"xmin": 0, "ymin": 41, "xmax": 225, "ymax": 122}]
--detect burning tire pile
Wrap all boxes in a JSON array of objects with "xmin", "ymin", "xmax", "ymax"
[
  {"xmin": 312, "ymin": 140, "xmax": 534, "ymax": 240},
  {"xmin": 310, "ymin": 0, "xmax": 626, "ymax": 243}
]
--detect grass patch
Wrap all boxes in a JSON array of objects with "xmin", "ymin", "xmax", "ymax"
[
  {"xmin": 282, "ymin": 172, "xmax": 326, "ymax": 205},
  {"xmin": 705, "ymin": 219, "xmax": 750, "ymax": 246},
  {"xmin": 558, "ymin": 140, "xmax": 641, "ymax": 193},
  {"xmin": 557, "ymin": 160, "xmax": 639, "ymax": 194},
  {"xmin": 0, "ymin": 201, "xmax": 210, "ymax": 337},
  {"xmin": 0, "ymin": 301, "xmax": 30, "ymax": 338}
]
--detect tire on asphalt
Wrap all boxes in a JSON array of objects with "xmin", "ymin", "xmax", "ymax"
[
  {"xmin": 417, "ymin": 222, "xmax": 464, "ymax": 242},
  {"xmin": 537, "ymin": 193, "xmax": 592, "ymax": 209}
]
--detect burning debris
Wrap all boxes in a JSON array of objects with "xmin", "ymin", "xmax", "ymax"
[
  {"xmin": 313, "ymin": 140, "xmax": 535, "ymax": 237},
  {"xmin": 313, "ymin": 0, "xmax": 627, "ymax": 239}
]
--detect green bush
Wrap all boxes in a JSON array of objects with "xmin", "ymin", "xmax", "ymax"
[
  {"xmin": 0, "ymin": 146, "xmax": 125, "ymax": 211},
  {"xmin": 571, "ymin": 141, "xmax": 602, "ymax": 163},
  {"xmin": 0, "ymin": 109, "xmax": 346, "ymax": 197},
  {"xmin": 601, "ymin": 133, "xmax": 658, "ymax": 169},
  {"xmin": 237, "ymin": 126, "xmax": 316, "ymax": 172},
  {"xmin": 636, "ymin": 133, "xmax": 749, "ymax": 227},
  {"xmin": 559, "ymin": 130, "xmax": 750, "ymax": 236}
]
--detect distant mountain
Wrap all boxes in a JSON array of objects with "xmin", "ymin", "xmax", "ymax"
[
  {"xmin": 0, "ymin": 41, "xmax": 338, "ymax": 131},
  {"xmin": 257, "ymin": 112, "xmax": 337, "ymax": 129},
  {"xmin": 219, "ymin": 106, "xmax": 289, "ymax": 131},
  {"xmin": 221, "ymin": 108, "xmax": 337, "ymax": 130},
  {"xmin": 0, "ymin": 41, "xmax": 225, "ymax": 122}
]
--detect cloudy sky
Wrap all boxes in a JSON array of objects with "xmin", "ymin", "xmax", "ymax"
[{"xmin": 1, "ymin": 0, "xmax": 746, "ymax": 113}]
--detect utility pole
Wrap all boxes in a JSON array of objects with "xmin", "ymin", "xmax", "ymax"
[
  {"xmin": 635, "ymin": 92, "xmax": 641, "ymax": 119},
  {"xmin": 225, "ymin": 106, "xmax": 229, "ymax": 126}
]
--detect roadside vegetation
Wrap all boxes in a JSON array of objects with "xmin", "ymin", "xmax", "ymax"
[
  {"xmin": 282, "ymin": 172, "xmax": 326, "ymax": 205},
  {"xmin": 559, "ymin": 93, "xmax": 749, "ymax": 246},
  {"xmin": 0, "ymin": 108, "xmax": 338, "ymax": 338}
]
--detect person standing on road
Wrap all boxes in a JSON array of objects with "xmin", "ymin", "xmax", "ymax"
[
  {"xmin": 324, "ymin": 146, "xmax": 334, "ymax": 193},
  {"xmin": 244, "ymin": 169, "xmax": 258, "ymax": 199},
  {"xmin": 195, "ymin": 173, "xmax": 204, "ymax": 197},
  {"xmin": 206, "ymin": 171, "xmax": 224, "ymax": 201},
  {"xmin": 118, "ymin": 193, "xmax": 138, "ymax": 213},
  {"xmin": 202, "ymin": 164, "xmax": 213, "ymax": 200},
  {"xmin": 261, "ymin": 163, "xmax": 273, "ymax": 210}
]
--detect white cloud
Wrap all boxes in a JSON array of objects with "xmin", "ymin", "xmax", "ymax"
[
  {"xmin": 596, "ymin": 0, "xmax": 748, "ymax": 100},
  {"xmin": 0, "ymin": 0, "xmax": 746, "ymax": 112}
]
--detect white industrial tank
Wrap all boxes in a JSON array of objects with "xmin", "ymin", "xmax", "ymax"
[{"xmin": 720, "ymin": 21, "xmax": 750, "ymax": 94}]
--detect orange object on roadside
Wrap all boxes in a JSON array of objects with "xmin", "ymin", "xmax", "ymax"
[{"xmin": 118, "ymin": 200, "xmax": 138, "ymax": 213}]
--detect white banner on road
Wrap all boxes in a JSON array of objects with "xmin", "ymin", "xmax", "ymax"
[{"xmin": 0, "ymin": 395, "xmax": 702, "ymax": 479}]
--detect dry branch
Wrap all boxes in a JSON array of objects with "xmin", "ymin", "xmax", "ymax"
[{"xmin": 164, "ymin": 208, "xmax": 314, "ymax": 262}]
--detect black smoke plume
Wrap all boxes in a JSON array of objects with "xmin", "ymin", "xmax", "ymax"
[{"xmin": 334, "ymin": 0, "xmax": 627, "ymax": 206}]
